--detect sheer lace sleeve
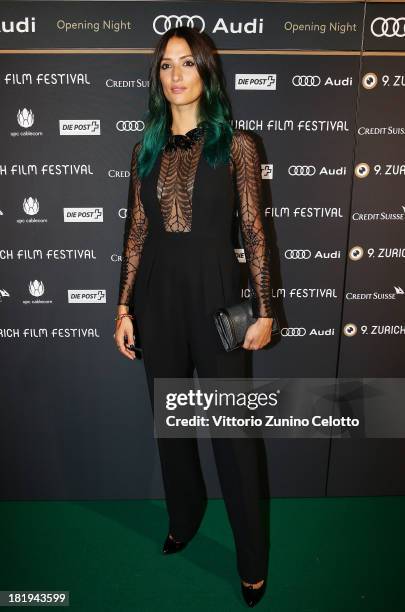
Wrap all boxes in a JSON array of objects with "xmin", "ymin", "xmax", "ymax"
[
  {"xmin": 117, "ymin": 142, "xmax": 149, "ymax": 306},
  {"xmin": 231, "ymin": 130, "xmax": 273, "ymax": 318}
]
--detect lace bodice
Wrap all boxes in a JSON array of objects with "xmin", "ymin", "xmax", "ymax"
[{"xmin": 117, "ymin": 126, "xmax": 272, "ymax": 317}]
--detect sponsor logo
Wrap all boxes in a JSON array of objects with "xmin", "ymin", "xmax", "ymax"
[
  {"xmin": 116, "ymin": 120, "xmax": 144, "ymax": 132},
  {"xmin": 285, "ymin": 250, "xmax": 311, "ymax": 260},
  {"xmin": 29, "ymin": 279, "xmax": 45, "ymax": 297},
  {"xmin": 288, "ymin": 166, "xmax": 316, "ymax": 176},
  {"xmin": 285, "ymin": 250, "xmax": 341, "ymax": 260},
  {"xmin": 17, "ymin": 107, "xmax": 34, "ymax": 127},
  {"xmin": 23, "ymin": 197, "xmax": 39, "ymax": 216},
  {"xmin": 11, "ymin": 108, "xmax": 43, "ymax": 137},
  {"xmin": 346, "ymin": 287, "xmax": 405, "ymax": 301},
  {"xmin": 282, "ymin": 327, "xmax": 307, "ymax": 337},
  {"xmin": 349, "ymin": 246, "xmax": 364, "ymax": 261},
  {"xmin": 16, "ymin": 197, "xmax": 48, "ymax": 225},
  {"xmin": 152, "ymin": 15, "xmax": 264, "ymax": 35},
  {"xmin": 68, "ymin": 290, "xmax": 107, "ymax": 303},
  {"xmin": 59, "ymin": 120, "xmax": 100, "ymax": 135},
  {"xmin": 153, "ymin": 15, "xmax": 205, "ymax": 34},
  {"xmin": 370, "ymin": 17, "xmax": 405, "ymax": 38},
  {"xmin": 292, "ymin": 75, "xmax": 322, "ymax": 86},
  {"xmin": 234, "ymin": 248, "xmax": 246, "ymax": 263},
  {"xmin": 23, "ymin": 280, "xmax": 52, "ymax": 305},
  {"xmin": 343, "ymin": 323, "xmax": 357, "ymax": 337},
  {"xmin": 0, "ymin": 288, "xmax": 10, "ymax": 302},
  {"xmin": 0, "ymin": 17, "xmax": 35, "ymax": 33},
  {"xmin": 362, "ymin": 72, "xmax": 378, "ymax": 89},
  {"xmin": 64, "ymin": 208, "xmax": 103, "ymax": 222},
  {"xmin": 235, "ymin": 74, "xmax": 276, "ymax": 90},
  {"xmin": 354, "ymin": 163, "xmax": 370, "ymax": 178},
  {"xmin": 261, "ymin": 164, "xmax": 273, "ymax": 179}
]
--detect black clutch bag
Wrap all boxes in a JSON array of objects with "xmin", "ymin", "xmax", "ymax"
[{"xmin": 213, "ymin": 298, "xmax": 280, "ymax": 352}]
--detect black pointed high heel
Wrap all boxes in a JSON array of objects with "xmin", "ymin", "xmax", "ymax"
[
  {"xmin": 162, "ymin": 532, "xmax": 189, "ymax": 555},
  {"xmin": 241, "ymin": 578, "xmax": 267, "ymax": 607}
]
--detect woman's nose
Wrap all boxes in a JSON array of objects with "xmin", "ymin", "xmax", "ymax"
[{"xmin": 172, "ymin": 66, "xmax": 182, "ymax": 80}]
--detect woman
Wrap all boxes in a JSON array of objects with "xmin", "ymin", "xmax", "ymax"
[{"xmin": 114, "ymin": 26, "xmax": 274, "ymax": 607}]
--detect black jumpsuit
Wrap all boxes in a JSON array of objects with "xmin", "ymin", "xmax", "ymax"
[{"xmin": 117, "ymin": 124, "xmax": 273, "ymax": 583}]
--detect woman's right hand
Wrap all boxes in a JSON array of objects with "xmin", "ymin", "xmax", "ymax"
[{"xmin": 114, "ymin": 313, "xmax": 137, "ymax": 360}]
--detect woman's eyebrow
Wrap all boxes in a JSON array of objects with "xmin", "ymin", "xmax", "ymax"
[{"xmin": 161, "ymin": 54, "xmax": 193, "ymax": 61}]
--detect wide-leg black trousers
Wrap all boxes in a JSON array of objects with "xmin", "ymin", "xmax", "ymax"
[{"xmin": 134, "ymin": 232, "xmax": 270, "ymax": 583}]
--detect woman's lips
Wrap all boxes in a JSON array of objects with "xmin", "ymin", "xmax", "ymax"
[{"xmin": 171, "ymin": 87, "xmax": 186, "ymax": 93}]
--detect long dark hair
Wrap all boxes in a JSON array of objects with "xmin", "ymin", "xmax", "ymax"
[{"xmin": 136, "ymin": 26, "xmax": 234, "ymax": 178}]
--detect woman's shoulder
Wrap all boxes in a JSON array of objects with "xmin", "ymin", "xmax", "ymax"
[
  {"xmin": 231, "ymin": 128, "xmax": 259, "ymax": 146},
  {"xmin": 230, "ymin": 128, "xmax": 260, "ymax": 162}
]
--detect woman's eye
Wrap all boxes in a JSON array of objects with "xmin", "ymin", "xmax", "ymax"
[{"xmin": 160, "ymin": 60, "xmax": 195, "ymax": 70}]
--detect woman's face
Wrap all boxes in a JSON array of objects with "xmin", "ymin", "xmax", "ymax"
[{"xmin": 159, "ymin": 36, "xmax": 203, "ymax": 110}]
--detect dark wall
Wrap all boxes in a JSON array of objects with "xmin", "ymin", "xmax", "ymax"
[{"xmin": 0, "ymin": 1, "xmax": 404, "ymax": 499}]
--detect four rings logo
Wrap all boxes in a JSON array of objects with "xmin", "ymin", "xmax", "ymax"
[
  {"xmin": 285, "ymin": 250, "xmax": 312, "ymax": 259},
  {"xmin": 288, "ymin": 165, "xmax": 316, "ymax": 176},
  {"xmin": 153, "ymin": 15, "xmax": 205, "ymax": 35},
  {"xmin": 370, "ymin": 17, "xmax": 405, "ymax": 38},
  {"xmin": 292, "ymin": 75, "xmax": 322, "ymax": 87},
  {"xmin": 116, "ymin": 120, "xmax": 145, "ymax": 132},
  {"xmin": 281, "ymin": 328, "xmax": 306, "ymax": 337}
]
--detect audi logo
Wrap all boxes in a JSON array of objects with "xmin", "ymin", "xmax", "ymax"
[
  {"xmin": 370, "ymin": 17, "xmax": 405, "ymax": 38},
  {"xmin": 285, "ymin": 250, "xmax": 312, "ymax": 259},
  {"xmin": 153, "ymin": 14, "xmax": 205, "ymax": 35},
  {"xmin": 288, "ymin": 165, "xmax": 316, "ymax": 176},
  {"xmin": 281, "ymin": 327, "xmax": 306, "ymax": 337},
  {"xmin": 292, "ymin": 75, "xmax": 321, "ymax": 87},
  {"xmin": 116, "ymin": 121, "xmax": 145, "ymax": 132}
]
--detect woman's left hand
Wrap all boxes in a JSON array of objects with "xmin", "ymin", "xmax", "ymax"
[{"xmin": 242, "ymin": 317, "xmax": 273, "ymax": 350}]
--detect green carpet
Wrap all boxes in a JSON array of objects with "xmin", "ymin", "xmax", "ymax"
[{"xmin": 0, "ymin": 497, "xmax": 403, "ymax": 611}]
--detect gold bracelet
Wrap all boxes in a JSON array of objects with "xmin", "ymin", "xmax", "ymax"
[{"xmin": 114, "ymin": 313, "xmax": 134, "ymax": 321}]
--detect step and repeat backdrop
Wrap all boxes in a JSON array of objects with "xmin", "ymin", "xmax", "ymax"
[{"xmin": 0, "ymin": 1, "xmax": 404, "ymax": 498}]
